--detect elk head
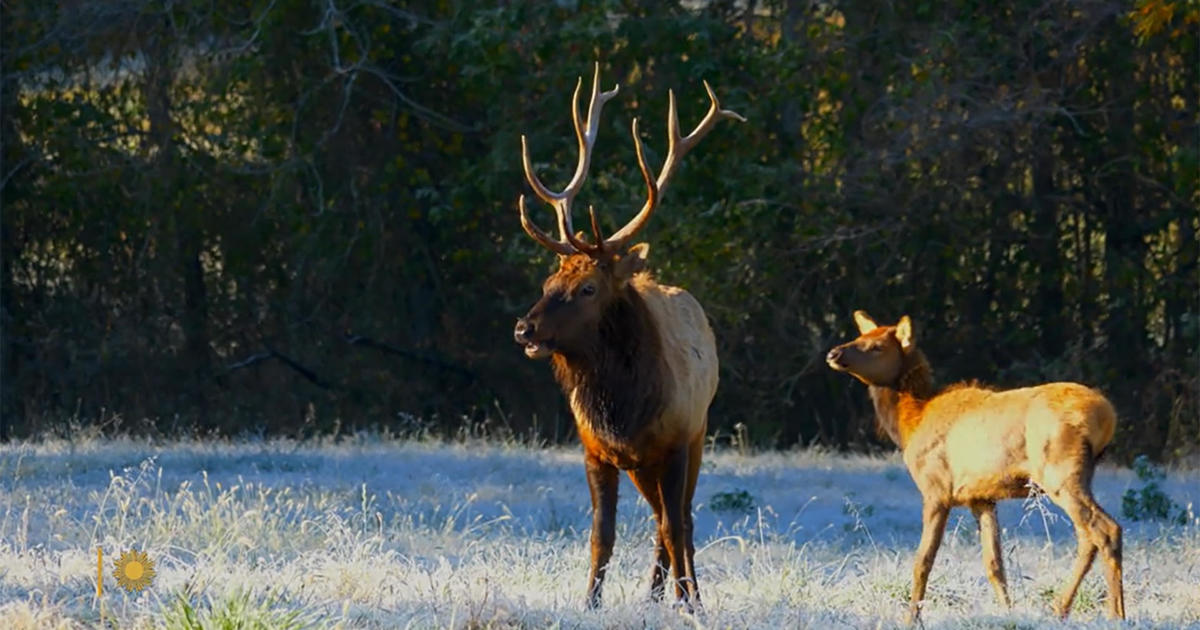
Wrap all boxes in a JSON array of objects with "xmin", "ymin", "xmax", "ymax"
[
  {"xmin": 513, "ymin": 64, "xmax": 743, "ymax": 359},
  {"xmin": 826, "ymin": 310, "xmax": 915, "ymax": 386}
]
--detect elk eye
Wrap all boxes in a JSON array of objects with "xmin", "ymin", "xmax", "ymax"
[
  {"xmin": 868, "ymin": 345, "xmax": 882, "ymax": 353},
  {"xmin": 580, "ymin": 284, "xmax": 596, "ymax": 297}
]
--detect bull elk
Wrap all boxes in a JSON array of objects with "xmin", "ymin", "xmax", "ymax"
[
  {"xmin": 512, "ymin": 64, "xmax": 742, "ymax": 609},
  {"xmin": 826, "ymin": 311, "xmax": 1125, "ymax": 622}
]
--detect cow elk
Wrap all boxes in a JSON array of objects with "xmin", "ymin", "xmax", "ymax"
[
  {"xmin": 512, "ymin": 64, "xmax": 742, "ymax": 609},
  {"xmin": 826, "ymin": 311, "xmax": 1124, "ymax": 622}
]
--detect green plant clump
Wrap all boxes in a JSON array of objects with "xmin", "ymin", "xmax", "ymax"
[
  {"xmin": 1121, "ymin": 455, "xmax": 1190, "ymax": 525},
  {"xmin": 709, "ymin": 489, "xmax": 757, "ymax": 514},
  {"xmin": 165, "ymin": 590, "xmax": 312, "ymax": 630}
]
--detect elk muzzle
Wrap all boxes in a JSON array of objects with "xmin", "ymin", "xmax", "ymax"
[
  {"xmin": 826, "ymin": 347, "xmax": 847, "ymax": 370},
  {"xmin": 514, "ymin": 316, "xmax": 553, "ymax": 359}
]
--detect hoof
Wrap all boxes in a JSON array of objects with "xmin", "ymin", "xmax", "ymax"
[{"xmin": 671, "ymin": 597, "xmax": 701, "ymax": 616}]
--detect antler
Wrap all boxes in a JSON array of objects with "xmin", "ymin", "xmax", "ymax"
[
  {"xmin": 518, "ymin": 65, "xmax": 744, "ymax": 257},
  {"xmin": 518, "ymin": 62, "xmax": 618, "ymax": 256},
  {"xmin": 601, "ymin": 80, "xmax": 746, "ymax": 253}
]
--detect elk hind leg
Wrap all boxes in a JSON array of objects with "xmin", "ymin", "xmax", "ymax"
[
  {"xmin": 659, "ymin": 444, "xmax": 698, "ymax": 607},
  {"xmin": 1064, "ymin": 497, "xmax": 1123, "ymax": 619},
  {"xmin": 628, "ymin": 467, "xmax": 670, "ymax": 601},
  {"xmin": 1043, "ymin": 447, "xmax": 1124, "ymax": 619},
  {"xmin": 1087, "ymin": 496, "xmax": 1124, "ymax": 618},
  {"xmin": 1057, "ymin": 517, "xmax": 1097, "ymax": 619},
  {"xmin": 909, "ymin": 501, "xmax": 949, "ymax": 624},
  {"xmin": 969, "ymin": 500, "xmax": 1011, "ymax": 609},
  {"xmin": 681, "ymin": 432, "xmax": 705, "ymax": 607}
]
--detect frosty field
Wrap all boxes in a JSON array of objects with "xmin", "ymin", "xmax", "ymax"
[{"xmin": 0, "ymin": 436, "xmax": 1196, "ymax": 629}]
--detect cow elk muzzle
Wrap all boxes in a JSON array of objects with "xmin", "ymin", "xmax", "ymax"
[{"xmin": 825, "ymin": 347, "xmax": 845, "ymax": 369}]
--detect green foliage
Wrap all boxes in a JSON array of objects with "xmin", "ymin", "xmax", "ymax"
[
  {"xmin": 709, "ymin": 488, "xmax": 757, "ymax": 514},
  {"xmin": 1121, "ymin": 455, "xmax": 1190, "ymax": 525},
  {"xmin": 164, "ymin": 589, "xmax": 312, "ymax": 630}
]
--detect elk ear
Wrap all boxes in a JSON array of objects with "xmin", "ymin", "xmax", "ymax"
[
  {"xmin": 614, "ymin": 242, "xmax": 650, "ymax": 280},
  {"xmin": 853, "ymin": 310, "xmax": 878, "ymax": 334},
  {"xmin": 895, "ymin": 315, "xmax": 915, "ymax": 350}
]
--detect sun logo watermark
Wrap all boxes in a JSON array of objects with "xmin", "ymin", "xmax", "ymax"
[{"xmin": 112, "ymin": 548, "xmax": 156, "ymax": 593}]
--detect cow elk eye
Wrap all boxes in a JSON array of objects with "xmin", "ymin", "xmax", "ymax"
[{"xmin": 580, "ymin": 284, "xmax": 596, "ymax": 297}]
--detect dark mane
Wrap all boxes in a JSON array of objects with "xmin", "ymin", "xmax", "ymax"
[{"xmin": 551, "ymin": 287, "xmax": 666, "ymax": 447}]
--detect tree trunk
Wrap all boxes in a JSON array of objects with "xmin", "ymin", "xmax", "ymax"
[
  {"xmin": 0, "ymin": 12, "xmax": 23, "ymax": 440},
  {"xmin": 1031, "ymin": 131, "xmax": 1065, "ymax": 358},
  {"xmin": 1100, "ymin": 37, "xmax": 1149, "ymax": 453},
  {"xmin": 143, "ymin": 20, "xmax": 211, "ymax": 415}
]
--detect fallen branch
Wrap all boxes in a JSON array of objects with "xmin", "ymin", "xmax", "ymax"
[
  {"xmin": 342, "ymin": 333, "xmax": 476, "ymax": 382},
  {"xmin": 224, "ymin": 344, "xmax": 331, "ymax": 389}
]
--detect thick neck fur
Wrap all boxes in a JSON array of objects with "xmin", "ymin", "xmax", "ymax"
[
  {"xmin": 868, "ymin": 347, "xmax": 935, "ymax": 449},
  {"xmin": 550, "ymin": 287, "xmax": 665, "ymax": 446}
]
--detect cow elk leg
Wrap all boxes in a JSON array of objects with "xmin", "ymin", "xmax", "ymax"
[
  {"xmin": 1096, "ymin": 509, "xmax": 1125, "ymax": 620},
  {"xmin": 969, "ymin": 500, "xmax": 1011, "ymax": 609},
  {"xmin": 1040, "ymin": 444, "xmax": 1125, "ymax": 620},
  {"xmin": 1057, "ymin": 518, "xmax": 1098, "ymax": 619},
  {"xmin": 1049, "ymin": 484, "xmax": 1124, "ymax": 619},
  {"xmin": 585, "ymin": 455, "xmax": 619, "ymax": 608},
  {"xmin": 909, "ymin": 501, "xmax": 949, "ymax": 624},
  {"xmin": 628, "ymin": 467, "xmax": 671, "ymax": 600}
]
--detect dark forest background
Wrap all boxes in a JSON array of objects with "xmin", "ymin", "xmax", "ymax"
[{"xmin": 2, "ymin": 0, "xmax": 1196, "ymax": 461}]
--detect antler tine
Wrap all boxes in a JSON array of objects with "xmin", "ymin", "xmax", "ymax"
[
  {"xmin": 518, "ymin": 195, "xmax": 576, "ymax": 256},
  {"xmin": 600, "ymin": 117, "xmax": 659, "ymax": 251},
  {"xmin": 588, "ymin": 205, "xmax": 605, "ymax": 246},
  {"xmin": 561, "ymin": 63, "xmax": 619, "ymax": 231},
  {"xmin": 518, "ymin": 63, "xmax": 619, "ymax": 255},
  {"xmin": 565, "ymin": 204, "xmax": 606, "ymax": 256},
  {"xmin": 520, "ymin": 134, "xmax": 561, "ymax": 205},
  {"xmin": 656, "ymin": 80, "xmax": 746, "ymax": 198},
  {"xmin": 521, "ymin": 131, "xmax": 581, "ymax": 253}
]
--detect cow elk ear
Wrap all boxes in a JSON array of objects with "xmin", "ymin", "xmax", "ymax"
[
  {"xmin": 614, "ymin": 242, "xmax": 650, "ymax": 280},
  {"xmin": 895, "ymin": 315, "xmax": 915, "ymax": 350},
  {"xmin": 853, "ymin": 310, "xmax": 878, "ymax": 334}
]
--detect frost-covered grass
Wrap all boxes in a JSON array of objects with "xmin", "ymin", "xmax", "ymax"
[{"xmin": 0, "ymin": 435, "xmax": 1197, "ymax": 629}]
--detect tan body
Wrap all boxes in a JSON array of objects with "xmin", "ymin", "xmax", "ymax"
[
  {"xmin": 572, "ymin": 275, "xmax": 718, "ymax": 470},
  {"xmin": 901, "ymin": 383, "xmax": 1116, "ymax": 506},
  {"xmin": 829, "ymin": 311, "xmax": 1125, "ymax": 622}
]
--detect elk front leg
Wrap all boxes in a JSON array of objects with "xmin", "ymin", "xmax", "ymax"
[
  {"xmin": 969, "ymin": 500, "xmax": 1011, "ymax": 609},
  {"xmin": 659, "ymin": 445, "xmax": 699, "ymax": 608},
  {"xmin": 585, "ymin": 454, "xmax": 619, "ymax": 608},
  {"xmin": 627, "ymin": 467, "xmax": 670, "ymax": 600},
  {"xmin": 909, "ymin": 501, "xmax": 949, "ymax": 624}
]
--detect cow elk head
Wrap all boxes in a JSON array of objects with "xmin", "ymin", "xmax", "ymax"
[
  {"xmin": 825, "ymin": 310, "xmax": 915, "ymax": 386},
  {"xmin": 513, "ymin": 64, "xmax": 743, "ymax": 359}
]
